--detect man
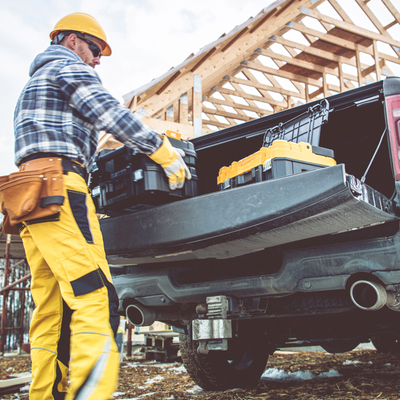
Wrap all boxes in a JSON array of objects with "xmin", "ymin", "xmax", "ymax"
[{"xmin": 14, "ymin": 12, "xmax": 191, "ymax": 400}]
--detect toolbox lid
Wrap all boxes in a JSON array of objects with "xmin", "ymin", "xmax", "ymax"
[{"xmin": 312, "ymin": 145, "xmax": 334, "ymax": 158}]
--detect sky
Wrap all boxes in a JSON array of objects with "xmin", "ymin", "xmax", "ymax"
[{"xmin": 0, "ymin": 0, "xmax": 276, "ymax": 176}]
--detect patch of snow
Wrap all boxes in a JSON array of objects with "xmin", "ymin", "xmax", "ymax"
[
  {"xmin": 343, "ymin": 360, "xmax": 373, "ymax": 365},
  {"xmin": 112, "ymin": 392, "xmax": 126, "ymax": 397},
  {"xmin": 186, "ymin": 385, "xmax": 203, "ymax": 393},
  {"xmin": 144, "ymin": 375, "xmax": 164, "ymax": 385},
  {"xmin": 343, "ymin": 360, "xmax": 363, "ymax": 365},
  {"xmin": 167, "ymin": 365, "xmax": 187, "ymax": 374},
  {"xmin": 261, "ymin": 368, "xmax": 342, "ymax": 382},
  {"xmin": 20, "ymin": 385, "xmax": 30, "ymax": 392}
]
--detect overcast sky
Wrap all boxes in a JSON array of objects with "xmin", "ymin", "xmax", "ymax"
[{"xmin": 0, "ymin": 0, "xmax": 276, "ymax": 175}]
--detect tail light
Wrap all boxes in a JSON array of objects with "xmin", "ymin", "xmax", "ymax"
[{"xmin": 386, "ymin": 94, "xmax": 400, "ymax": 180}]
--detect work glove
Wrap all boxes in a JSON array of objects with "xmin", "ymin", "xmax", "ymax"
[{"xmin": 148, "ymin": 136, "xmax": 191, "ymax": 190}]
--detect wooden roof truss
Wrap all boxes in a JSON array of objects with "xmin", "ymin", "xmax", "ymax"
[{"xmin": 99, "ymin": 0, "xmax": 400, "ymax": 149}]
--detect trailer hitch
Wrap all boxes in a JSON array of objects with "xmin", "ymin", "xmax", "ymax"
[{"xmin": 192, "ymin": 296, "xmax": 232, "ymax": 354}]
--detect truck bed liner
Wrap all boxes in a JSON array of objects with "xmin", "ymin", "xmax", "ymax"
[{"xmin": 101, "ymin": 164, "xmax": 397, "ymax": 266}]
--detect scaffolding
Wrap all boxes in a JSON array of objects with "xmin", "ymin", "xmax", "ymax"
[{"xmin": 0, "ymin": 230, "xmax": 32, "ymax": 355}]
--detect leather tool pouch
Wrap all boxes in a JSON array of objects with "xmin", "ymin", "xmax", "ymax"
[{"xmin": 0, "ymin": 165, "xmax": 64, "ymax": 234}]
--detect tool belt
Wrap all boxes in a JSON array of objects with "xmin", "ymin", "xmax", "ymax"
[{"xmin": 0, "ymin": 156, "xmax": 85, "ymax": 234}]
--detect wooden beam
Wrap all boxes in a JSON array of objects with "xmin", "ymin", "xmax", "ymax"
[
  {"xmin": 247, "ymin": 60, "xmax": 324, "ymax": 87},
  {"xmin": 205, "ymin": 97, "xmax": 273, "ymax": 115},
  {"xmin": 373, "ymin": 40, "xmax": 381, "ymax": 81},
  {"xmin": 243, "ymin": 67, "xmax": 305, "ymax": 97},
  {"xmin": 129, "ymin": 96, "xmax": 138, "ymax": 112},
  {"xmin": 191, "ymin": 48, "xmax": 217, "ymax": 72},
  {"xmin": 306, "ymin": 8, "xmax": 400, "ymax": 48},
  {"xmin": 323, "ymin": 72, "xmax": 328, "ymax": 98},
  {"xmin": 132, "ymin": 72, "xmax": 195, "ymax": 118},
  {"xmin": 261, "ymin": 49, "xmax": 338, "ymax": 75},
  {"xmin": 338, "ymin": 61, "xmax": 344, "ymax": 92},
  {"xmin": 262, "ymin": 33, "xmax": 400, "ymax": 68},
  {"xmin": 192, "ymin": 74, "xmax": 202, "ymax": 137},
  {"xmin": 221, "ymin": 28, "xmax": 249, "ymax": 52},
  {"xmin": 327, "ymin": 0, "xmax": 354, "ymax": 24},
  {"xmin": 269, "ymin": 35, "xmax": 356, "ymax": 65},
  {"xmin": 218, "ymin": 87, "xmax": 286, "ymax": 108},
  {"xmin": 249, "ymin": 9, "xmax": 277, "ymax": 34},
  {"xmin": 354, "ymin": 0, "xmax": 390, "ymax": 37},
  {"xmin": 356, "ymin": 50, "xmax": 363, "ymax": 87},
  {"xmin": 203, "ymin": 108, "xmax": 253, "ymax": 122},
  {"xmin": 230, "ymin": 75, "xmax": 303, "ymax": 98},
  {"xmin": 203, "ymin": 115, "xmax": 234, "ymax": 129},
  {"xmin": 193, "ymin": 0, "xmax": 312, "ymax": 95},
  {"xmin": 142, "ymin": 116, "xmax": 195, "ymax": 139},
  {"xmin": 381, "ymin": 0, "xmax": 400, "ymax": 23},
  {"xmin": 229, "ymin": 80, "xmax": 278, "ymax": 105},
  {"xmin": 362, "ymin": 59, "xmax": 385, "ymax": 78},
  {"xmin": 309, "ymin": 87, "xmax": 324, "ymax": 100},
  {"xmin": 214, "ymin": 102, "xmax": 250, "ymax": 120},
  {"xmin": 290, "ymin": 21, "xmax": 374, "ymax": 55},
  {"xmin": 156, "ymin": 71, "xmax": 181, "ymax": 95},
  {"xmin": 384, "ymin": 20, "xmax": 398, "ymax": 30},
  {"xmin": 97, "ymin": 134, "xmax": 122, "ymax": 150},
  {"xmin": 179, "ymin": 92, "xmax": 188, "ymax": 124}
]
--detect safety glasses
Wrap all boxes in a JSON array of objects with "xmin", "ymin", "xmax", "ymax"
[{"xmin": 77, "ymin": 36, "xmax": 102, "ymax": 58}]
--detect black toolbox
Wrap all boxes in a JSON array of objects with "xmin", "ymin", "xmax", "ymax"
[
  {"xmin": 217, "ymin": 100, "xmax": 335, "ymax": 190},
  {"xmin": 90, "ymin": 134, "xmax": 198, "ymax": 215}
]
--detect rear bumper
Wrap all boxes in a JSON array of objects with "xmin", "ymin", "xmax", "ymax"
[{"xmin": 113, "ymin": 221, "xmax": 400, "ymax": 309}]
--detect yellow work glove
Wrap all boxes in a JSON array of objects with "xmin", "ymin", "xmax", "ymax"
[{"xmin": 148, "ymin": 136, "xmax": 192, "ymax": 190}]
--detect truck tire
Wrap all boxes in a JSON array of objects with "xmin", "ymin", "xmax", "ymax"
[
  {"xmin": 179, "ymin": 332, "xmax": 269, "ymax": 391},
  {"xmin": 321, "ymin": 340, "xmax": 360, "ymax": 353},
  {"xmin": 372, "ymin": 335, "xmax": 400, "ymax": 353}
]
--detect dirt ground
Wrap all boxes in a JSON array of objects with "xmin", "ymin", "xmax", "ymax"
[{"xmin": 2, "ymin": 349, "xmax": 400, "ymax": 399}]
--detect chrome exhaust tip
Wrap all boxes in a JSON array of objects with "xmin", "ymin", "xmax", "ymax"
[
  {"xmin": 126, "ymin": 304, "xmax": 156, "ymax": 326},
  {"xmin": 350, "ymin": 280, "xmax": 387, "ymax": 311}
]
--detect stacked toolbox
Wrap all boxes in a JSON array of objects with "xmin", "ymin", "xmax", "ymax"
[
  {"xmin": 90, "ymin": 133, "xmax": 198, "ymax": 215},
  {"xmin": 217, "ymin": 140, "xmax": 336, "ymax": 190},
  {"xmin": 217, "ymin": 99, "xmax": 335, "ymax": 190}
]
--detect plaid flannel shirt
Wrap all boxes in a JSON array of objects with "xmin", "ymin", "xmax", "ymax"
[{"xmin": 14, "ymin": 46, "xmax": 162, "ymax": 171}]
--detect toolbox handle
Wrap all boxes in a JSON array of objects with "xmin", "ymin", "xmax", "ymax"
[{"xmin": 262, "ymin": 99, "xmax": 330, "ymax": 148}]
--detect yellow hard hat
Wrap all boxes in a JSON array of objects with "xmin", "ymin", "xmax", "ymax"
[{"xmin": 50, "ymin": 12, "xmax": 111, "ymax": 56}]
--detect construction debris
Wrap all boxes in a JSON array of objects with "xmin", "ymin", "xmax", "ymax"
[{"xmin": 2, "ymin": 349, "xmax": 400, "ymax": 399}]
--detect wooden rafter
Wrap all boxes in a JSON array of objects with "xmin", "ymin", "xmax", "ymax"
[{"xmin": 99, "ymin": 0, "xmax": 400, "ymax": 150}]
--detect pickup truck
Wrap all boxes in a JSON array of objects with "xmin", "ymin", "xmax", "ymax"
[{"xmin": 100, "ymin": 76, "xmax": 400, "ymax": 391}]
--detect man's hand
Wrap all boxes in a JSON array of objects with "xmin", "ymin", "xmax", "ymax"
[{"xmin": 148, "ymin": 136, "xmax": 191, "ymax": 190}]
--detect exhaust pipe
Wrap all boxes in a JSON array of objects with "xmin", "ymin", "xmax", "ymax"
[
  {"xmin": 126, "ymin": 304, "xmax": 193, "ymax": 326},
  {"xmin": 350, "ymin": 280, "xmax": 400, "ymax": 311}
]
